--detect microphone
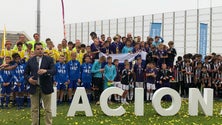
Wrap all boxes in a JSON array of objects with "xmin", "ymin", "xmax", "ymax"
[
  {"xmin": 36, "ymin": 56, "xmax": 40, "ymax": 86},
  {"xmin": 36, "ymin": 56, "xmax": 40, "ymax": 68}
]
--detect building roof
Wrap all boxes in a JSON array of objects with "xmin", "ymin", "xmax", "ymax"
[{"xmin": 0, "ymin": 31, "xmax": 32, "ymax": 49}]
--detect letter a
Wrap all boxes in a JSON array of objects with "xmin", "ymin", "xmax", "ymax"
[{"xmin": 67, "ymin": 87, "xmax": 93, "ymax": 116}]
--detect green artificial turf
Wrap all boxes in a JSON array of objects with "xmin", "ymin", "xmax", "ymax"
[{"xmin": 0, "ymin": 100, "xmax": 222, "ymax": 125}]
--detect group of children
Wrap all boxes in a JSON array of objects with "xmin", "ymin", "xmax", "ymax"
[
  {"xmin": 0, "ymin": 53, "xmax": 29, "ymax": 109},
  {"xmin": 1, "ymin": 33, "xmax": 222, "ymax": 109}
]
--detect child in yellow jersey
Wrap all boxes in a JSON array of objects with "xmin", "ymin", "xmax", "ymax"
[
  {"xmin": 66, "ymin": 41, "xmax": 74, "ymax": 62},
  {"xmin": 56, "ymin": 44, "xmax": 66, "ymax": 62},
  {"xmin": 0, "ymin": 41, "xmax": 13, "ymax": 58},
  {"xmin": 44, "ymin": 41, "xmax": 57, "ymax": 61},
  {"xmin": 24, "ymin": 43, "xmax": 33, "ymax": 61},
  {"xmin": 78, "ymin": 44, "xmax": 86, "ymax": 64},
  {"xmin": 74, "ymin": 46, "xmax": 82, "ymax": 64},
  {"xmin": 12, "ymin": 42, "xmax": 25, "ymax": 59}
]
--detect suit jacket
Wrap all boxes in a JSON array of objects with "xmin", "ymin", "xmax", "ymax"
[{"xmin": 24, "ymin": 55, "xmax": 56, "ymax": 94}]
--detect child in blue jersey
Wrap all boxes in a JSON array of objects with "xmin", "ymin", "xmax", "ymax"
[
  {"xmin": 12, "ymin": 53, "xmax": 26, "ymax": 109},
  {"xmin": 80, "ymin": 55, "xmax": 93, "ymax": 101},
  {"xmin": 122, "ymin": 39, "xmax": 133, "ymax": 54},
  {"xmin": 167, "ymin": 41, "xmax": 177, "ymax": 68},
  {"xmin": 67, "ymin": 52, "xmax": 81, "ymax": 103},
  {"xmin": 113, "ymin": 59, "xmax": 122, "ymax": 101},
  {"xmin": 145, "ymin": 62, "xmax": 157, "ymax": 101},
  {"xmin": 104, "ymin": 57, "xmax": 117, "ymax": 103},
  {"xmin": 104, "ymin": 56, "xmax": 117, "ymax": 89},
  {"xmin": 110, "ymin": 36, "xmax": 123, "ymax": 54},
  {"xmin": 157, "ymin": 44, "xmax": 168, "ymax": 68},
  {"xmin": 134, "ymin": 57, "xmax": 145, "ymax": 88},
  {"xmin": 0, "ymin": 56, "xmax": 13, "ymax": 109},
  {"xmin": 0, "ymin": 74, "xmax": 3, "ymax": 106},
  {"xmin": 91, "ymin": 56, "xmax": 106, "ymax": 104},
  {"xmin": 55, "ymin": 55, "xmax": 69, "ymax": 104}
]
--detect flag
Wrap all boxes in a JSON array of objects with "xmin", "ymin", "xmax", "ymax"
[
  {"xmin": 149, "ymin": 23, "xmax": 162, "ymax": 38},
  {"xmin": 61, "ymin": 0, "xmax": 66, "ymax": 39},
  {"xmin": 199, "ymin": 23, "xmax": 208, "ymax": 60},
  {"xmin": 1, "ymin": 25, "xmax": 6, "ymax": 50},
  {"xmin": 99, "ymin": 51, "xmax": 147, "ymax": 63}
]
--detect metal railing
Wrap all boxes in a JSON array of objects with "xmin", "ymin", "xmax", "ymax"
[{"xmin": 66, "ymin": 6, "xmax": 222, "ymax": 56}]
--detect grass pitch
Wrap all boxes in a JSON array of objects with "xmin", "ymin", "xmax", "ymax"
[{"xmin": 0, "ymin": 100, "xmax": 222, "ymax": 125}]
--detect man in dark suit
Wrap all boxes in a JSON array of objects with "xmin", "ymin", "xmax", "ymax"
[{"xmin": 24, "ymin": 42, "xmax": 55, "ymax": 125}]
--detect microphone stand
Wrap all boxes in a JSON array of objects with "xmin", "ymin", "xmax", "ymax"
[
  {"xmin": 36, "ymin": 56, "xmax": 41, "ymax": 125},
  {"xmin": 38, "ymin": 83, "xmax": 41, "ymax": 125}
]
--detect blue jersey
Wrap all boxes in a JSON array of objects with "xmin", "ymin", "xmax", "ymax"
[
  {"xmin": 1, "ymin": 69, "xmax": 13, "ymax": 83},
  {"xmin": 55, "ymin": 62, "xmax": 69, "ymax": 84},
  {"xmin": 110, "ymin": 42, "xmax": 124, "ymax": 54},
  {"xmin": 134, "ymin": 64, "xmax": 145, "ymax": 82},
  {"xmin": 67, "ymin": 60, "xmax": 81, "ymax": 81},
  {"xmin": 122, "ymin": 46, "xmax": 133, "ymax": 53},
  {"xmin": 80, "ymin": 63, "xmax": 93, "ymax": 83},
  {"xmin": 104, "ymin": 64, "xmax": 117, "ymax": 81},
  {"xmin": 0, "ymin": 73, "xmax": 3, "ymax": 84},
  {"xmin": 13, "ymin": 63, "xmax": 26, "ymax": 84},
  {"xmin": 91, "ymin": 60, "xmax": 103, "ymax": 78},
  {"xmin": 114, "ymin": 65, "xmax": 121, "ymax": 82},
  {"xmin": 158, "ymin": 50, "xmax": 168, "ymax": 62},
  {"xmin": 146, "ymin": 68, "xmax": 157, "ymax": 84}
]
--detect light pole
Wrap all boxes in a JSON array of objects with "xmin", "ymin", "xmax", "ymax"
[
  {"xmin": 210, "ymin": 0, "xmax": 212, "ymax": 8},
  {"xmin": 37, "ymin": 0, "xmax": 41, "ymax": 35}
]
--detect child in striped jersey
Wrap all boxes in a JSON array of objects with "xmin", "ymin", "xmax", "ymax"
[
  {"xmin": 201, "ymin": 66, "xmax": 211, "ymax": 89},
  {"xmin": 184, "ymin": 59, "xmax": 194, "ymax": 97},
  {"xmin": 215, "ymin": 66, "xmax": 222, "ymax": 98}
]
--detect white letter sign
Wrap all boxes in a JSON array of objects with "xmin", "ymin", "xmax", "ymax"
[
  {"xmin": 51, "ymin": 87, "xmax": 57, "ymax": 117},
  {"xmin": 152, "ymin": 87, "xmax": 181, "ymax": 116},
  {"xmin": 100, "ymin": 87, "xmax": 126, "ymax": 116},
  {"xmin": 189, "ymin": 88, "xmax": 213, "ymax": 116},
  {"xmin": 67, "ymin": 87, "xmax": 93, "ymax": 116},
  {"xmin": 135, "ymin": 88, "xmax": 144, "ymax": 116}
]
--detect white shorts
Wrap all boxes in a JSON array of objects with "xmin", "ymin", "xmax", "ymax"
[
  {"xmin": 135, "ymin": 82, "xmax": 144, "ymax": 88},
  {"xmin": 114, "ymin": 81, "xmax": 122, "ymax": 88},
  {"xmin": 146, "ymin": 83, "xmax": 156, "ymax": 90},
  {"xmin": 122, "ymin": 84, "xmax": 129, "ymax": 90}
]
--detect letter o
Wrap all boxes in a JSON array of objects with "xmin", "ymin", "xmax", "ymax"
[{"xmin": 152, "ymin": 87, "xmax": 181, "ymax": 116}]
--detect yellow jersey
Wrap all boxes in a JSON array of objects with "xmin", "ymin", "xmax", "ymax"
[
  {"xmin": 55, "ymin": 50, "xmax": 66, "ymax": 62},
  {"xmin": 77, "ymin": 51, "xmax": 86, "ymax": 64},
  {"xmin": 44, "ymin": 48, "xmax": 57, "ymax": 61},
  {"xmin": 26, "ymin": 40, "xmax": 47, "ymax": 51},
  {"xmin": 24, "ymin": 50, "xmax": 34, "ymax": 61},
  {"xmin": 13, "ymin": 44, "xmax": 27, "ymax": 51},
  {"xmin": 0, "ymin": 49, "xmax": 13, "ymax": 58},
  {"xmin": 12, "ymin": 50, "xmax": 25, "ymax": 59},
  {"xmin": 66, "ymin": 49, "xmax": 74, "ymax": 62}
]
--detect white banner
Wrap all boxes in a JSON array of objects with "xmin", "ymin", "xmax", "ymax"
[{"xmin": 99, "ymin": 51, "xmax": 147, "ymax": 63}]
